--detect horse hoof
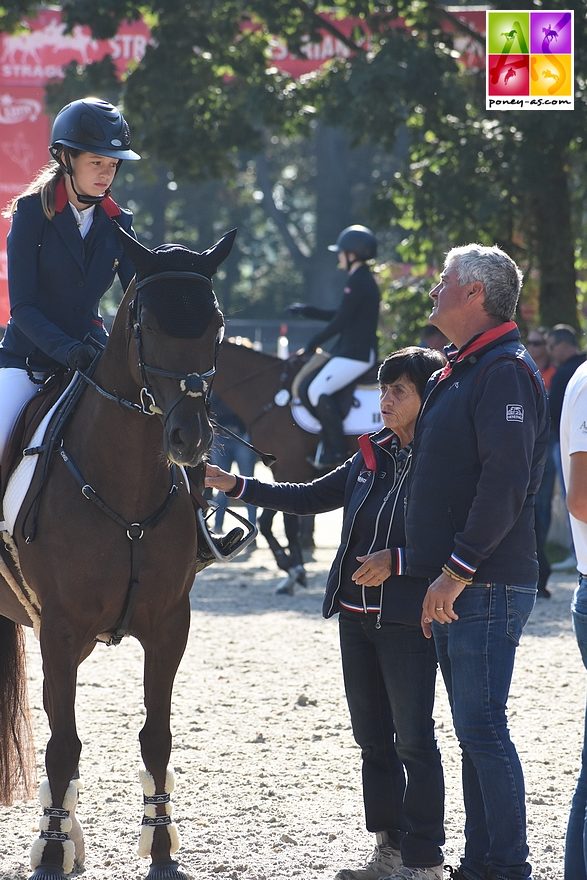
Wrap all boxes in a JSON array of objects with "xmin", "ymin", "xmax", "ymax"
[
  {"xmin": 29, "ymin": 866, "xmax": 66, "ymax": 880},
  {"xmin": 275, "ymin": 571, "xmax": 296, "ymax": 595},
  {"xmin": 291, "ymin": 564, "xmax": 307, "ymax": 587},
  {"xmin": 145, "ymin": 861, "xmax": 189, "ymax": 880}
]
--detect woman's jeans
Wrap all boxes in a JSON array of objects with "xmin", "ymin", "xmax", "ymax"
[
  {"xmin": 339, "ymin": 613, "xmax": 445, "ymax": 868},
  {"xmin": 433, "ymin": 583, "xmax": 535, "ymax": 880},
  {"xmin": 565, "ymin": 574, "xmax": 587, "ymax": 880}
]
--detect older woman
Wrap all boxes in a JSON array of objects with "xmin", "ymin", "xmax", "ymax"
[{"xmin": 206, "ymin": 346, "xmax": 446, "ymax": 880}]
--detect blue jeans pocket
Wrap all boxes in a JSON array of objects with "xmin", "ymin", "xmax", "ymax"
[{"xmin": 505, "ymin": 585, "xmax": 536, "ymax": 645}]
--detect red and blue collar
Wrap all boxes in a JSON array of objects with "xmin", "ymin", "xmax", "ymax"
[
  {"xmin": 438, "ymin": 321, "xmax": 518, "ymax": 382},
  {"xmin": 54, "ymin": 176, "xmax": 122, "ymax": 218}
]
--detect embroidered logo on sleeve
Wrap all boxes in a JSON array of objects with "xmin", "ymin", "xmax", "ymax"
[{"xmin": 506, "ymin": 404, "xmax": 524, "ymax": 422}]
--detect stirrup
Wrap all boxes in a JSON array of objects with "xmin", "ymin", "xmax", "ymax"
[{"xmin": 196, "ymin": 505, "xmax": 257, "ymax": 561}]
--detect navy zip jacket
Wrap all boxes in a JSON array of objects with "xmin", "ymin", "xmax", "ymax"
[
  {"xmin": 227, "ymin": 428, "xmax": 428, "ymax": 626},
  {"xmin": 405, "ymin": 323, "xmax": 550, "ymax": 586},
  {"xmin": 0, "ymin": 179, "xmax": 135, "ymax": 371},
  {"xmin": 305, "ymin": 264, "xmax": 380, "ymax": 362}
]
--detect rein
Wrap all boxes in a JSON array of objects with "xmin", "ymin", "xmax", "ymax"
[{"xmin": 43, "ymin": 268, "xmax": 218, "ymax": 645}]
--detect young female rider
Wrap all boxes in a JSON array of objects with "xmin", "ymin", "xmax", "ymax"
[{"xmin": 0, "ymin": 96, "xmax": 140, "ymax": 462}]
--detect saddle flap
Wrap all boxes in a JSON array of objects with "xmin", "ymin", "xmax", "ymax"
[{"xmin": 1, "ymin": 374, "xmax": 68, "ymax": 486}]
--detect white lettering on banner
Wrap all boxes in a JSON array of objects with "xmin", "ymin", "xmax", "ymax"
[
  {"xmin": 109, "ymin": 34, "xmax": 149, "ymax": 62},
  {"xmin": 2, "ymin": 64, "xmax": 64, "ymax": 80},
  {"xmin": 0, "ymin": 94, "xmax": 41, "ymax": 125},
  {"xmin": 1, "ymin": 21, "xmax": 98, "ymax": 66}
]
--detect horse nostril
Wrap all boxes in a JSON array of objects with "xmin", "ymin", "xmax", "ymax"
[{"xmin": 169, "ymin": 427, "xmax": 186, "ymax": 451}]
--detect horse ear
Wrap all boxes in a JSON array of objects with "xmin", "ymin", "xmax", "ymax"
[
  {"xmin": 199, "ymin": 228, "xmax": 237, "ymax": 276},
  {"xmin": 114, "ymin": 223, "xmax": 158, "ymax": 276}
]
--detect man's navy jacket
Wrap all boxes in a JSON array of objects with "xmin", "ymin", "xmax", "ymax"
[
  {"xmin": 0, "ymin": 182, "xmax": 135, "ymax": 371},
  {"xmin": 405, "ymin": 323, "xmax": 550, "ymax": 587}
]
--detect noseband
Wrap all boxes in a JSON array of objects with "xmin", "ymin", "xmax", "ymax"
[{"xmin": 131, "ymin": 270, "xmax": 218, "ymax": 422}]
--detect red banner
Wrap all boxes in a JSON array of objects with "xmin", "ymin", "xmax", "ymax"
[{"xmin": 0, "ymin": 10, "xmax": 150, "ymax": 325}]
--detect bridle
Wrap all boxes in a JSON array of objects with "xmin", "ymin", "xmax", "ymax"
[
  {"xmin": 131, "ymin": 270, "xmax": 218, "ymax": 422},
  {"xmin": 80, "ymin": 269, "xmax": 220, "ymax": 423}
]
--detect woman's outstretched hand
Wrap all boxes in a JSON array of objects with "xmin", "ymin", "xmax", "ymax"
[
  {"xmin": 205, "ymin": 464, "xmax": 238, "ymax": 493},
  {"xmin": 352, "ymin": 550, "xmax": 392, "ymax": 587}
]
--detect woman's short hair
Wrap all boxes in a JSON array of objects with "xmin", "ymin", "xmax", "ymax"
[{"xmin": 378, "ymin": 346, "xmax": 446, "ymax": 398}]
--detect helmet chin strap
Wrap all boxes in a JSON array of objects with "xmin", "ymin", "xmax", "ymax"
[
  {"xmin": 344, "ymin": 253, "xmax": 360, "ymax": 272},
  {"xmin": 59, "ymin": 149, "xmax": 118, "ymax": 206}
]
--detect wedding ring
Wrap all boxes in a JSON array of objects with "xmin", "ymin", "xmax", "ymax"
[{"xmin": 435, "ymin": 607, "xmax": 444, "ymax": 611}]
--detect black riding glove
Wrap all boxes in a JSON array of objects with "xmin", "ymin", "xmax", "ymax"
[{"xmin": 66, "ymin": 343, "xmax": 96, "ymax": 373}]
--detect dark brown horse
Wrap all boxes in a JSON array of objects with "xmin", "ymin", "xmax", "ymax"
[
  {"xmin": 212, "ymin": 341, "xmax": 364, "ymax": 588},
  {"xmin": 0, "ymin": 227, "xmax": 235, "ymax": 880}
]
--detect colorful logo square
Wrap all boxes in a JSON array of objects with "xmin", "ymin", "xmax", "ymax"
[
  {"xmin": 530, "ymin": 53, "xmax": 573, "ymax": 96},
  {"xmin": 488, "ymin": 55, "xmax": 529, "ymax": 96},
  {"xmin": 530, "ymin": 11, "xmax": 573, "ymax": 54},
  {"xmin": 486, "ymin": 10, "xmax": 574, "ymax": 110}
]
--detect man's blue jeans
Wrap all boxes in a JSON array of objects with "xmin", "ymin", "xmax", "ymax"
[
  {"xmin": 565, "ymin": 574, "xmax": 587, "ymax": 880},
  {"xmin": 339, "ymin": 613, "xmax": 445, "ymax": 868},
  {"xmin": 433, "ymin": 583, "xmax": 535, "ymax": 880}
]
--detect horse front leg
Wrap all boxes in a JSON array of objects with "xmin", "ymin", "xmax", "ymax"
[
  {"xmin": 30, "ymin": 623, "xmax": 86, "ymax": 880},
  {"xmin": 138, "ymin": 599, "xmax": 190, "ymax": 880},
  {"xmin": 258, "ymin": 508, "xmax": 291, "ymax": 572}
]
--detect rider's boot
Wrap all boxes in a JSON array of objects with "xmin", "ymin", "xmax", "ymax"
[
  {"xmin": 187, "ymin": 464, "xmax": 245, "ymax": 573},
  {"xmin": 308, "ymin": 394, "xmax": 348, "ymax": 472}
]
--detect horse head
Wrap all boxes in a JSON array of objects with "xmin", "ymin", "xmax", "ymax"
[{"xmin": 117, "ymin": 226, "xmax": 236, "ymax": 466}]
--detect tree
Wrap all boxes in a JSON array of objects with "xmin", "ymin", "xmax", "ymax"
[{"xmin": 2, "ymin": 0, "xmax": 585, "ymax": 327}]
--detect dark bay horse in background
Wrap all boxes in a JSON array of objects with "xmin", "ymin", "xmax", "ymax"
[
  {"xmin": 212, "ymin": 341, "xmax": 363, "ymax": 588},
  {"xmin": 0, "ymin": 226, "xmax": 235, "ymax": 880}
]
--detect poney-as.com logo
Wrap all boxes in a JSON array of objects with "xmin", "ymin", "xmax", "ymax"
[{"xmin": 486, "ymin": 10, "xmax": 574, "ymax": 110}]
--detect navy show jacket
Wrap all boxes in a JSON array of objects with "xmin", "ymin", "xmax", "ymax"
[
  {"xmin": 0, "ymin": 181, "xmax": 135, "ymax": 371},
  {"xmin": 227, "ymin": 428, "xmax": 429, "ymax": 626},
  {"xmin": 405, "ymin": 324, "xmax": 550, "ymax": 586}
]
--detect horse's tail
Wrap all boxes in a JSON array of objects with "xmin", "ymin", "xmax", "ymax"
[{"xmin": 0, "ymin": 616, "xmax": 36, "ymax": 804}]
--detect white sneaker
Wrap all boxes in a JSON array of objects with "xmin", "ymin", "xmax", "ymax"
[
  {"xmin": 334, "ymin": 844, "xmax": 402, "ymax": 880},
  {"xmin": 383, "ymin": 865, "xmax": 444, "ymax": 880}
]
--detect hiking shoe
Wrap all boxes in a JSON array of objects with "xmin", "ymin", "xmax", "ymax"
[
  {"xmin": 383, "ymin": 866, "xmax": 444, "ymax": 880},
  {"xmin": 334, "ymin": 844, "xmax": 402, "ymax": 879},
  {"xmin": 443, "ymin": 869, "xmax": 468, "ymax": 880},
  {"xmin": 443, "ymin": 869, "xmax": 467, "ymax": 880}
]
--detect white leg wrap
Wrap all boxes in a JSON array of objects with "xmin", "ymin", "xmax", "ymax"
[
  {"xmin": 138, "ymin": 767, "xmax": 180, "ymax": 859},
  {"xmin": 31, "ymin": 778, "xmax": 83, "ymax": 872}
]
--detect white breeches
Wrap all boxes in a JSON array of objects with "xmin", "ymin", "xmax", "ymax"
[
  {"xmin": 307, "ymin": 353, "xmax": 375, "ymax": 408},
  {"xmin": 0, "ymin": 367, "xmax": 45, "ymax": 461}
]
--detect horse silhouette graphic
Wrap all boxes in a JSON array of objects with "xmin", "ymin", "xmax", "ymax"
[
  {"xmin": 504, "ymin": 68, "xmax": 517, "ymax": 85},
  {"xmin": 542, "ymin": 25, "xmax": 559, "ymax": 44}
]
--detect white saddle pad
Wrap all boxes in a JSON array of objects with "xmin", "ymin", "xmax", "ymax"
[
  {"xmin": 2, "ymin": 378, "xmax": 75, "ymax": 537},
  {"xmin": 290, "ymin": 386, "xmax": 383, "ymax": 436}
]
